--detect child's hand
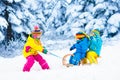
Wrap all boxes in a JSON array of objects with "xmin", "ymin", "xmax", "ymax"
[
  {"xmin": 25, "ymin": 46, "xmax": 31, "ymax": 52},
  {"xmin": 70, "ymin": 47, "xmax": 74, "ymax": 51},
  {"xmin": 42, "ymin": 48, "xmax": 48, "ymax": 54}
]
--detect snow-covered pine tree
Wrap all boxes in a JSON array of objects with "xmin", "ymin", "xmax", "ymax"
[{"xmin": 0, "ymin": 0, "xmax": 120, "ymax": 57}]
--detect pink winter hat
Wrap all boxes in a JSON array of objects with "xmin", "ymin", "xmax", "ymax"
[{"xmin": 32, "ymin": 26, "xmax": 42, "ymax": 34}]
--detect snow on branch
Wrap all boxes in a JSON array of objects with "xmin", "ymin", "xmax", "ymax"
[{"xmin": 0, "ymin": 16, "xmax": 8, "ymax": 29}]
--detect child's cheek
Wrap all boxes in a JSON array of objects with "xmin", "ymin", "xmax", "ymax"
[{"xmin": 33, "ymin": 34, "xmax": 37, "ymax": 38}]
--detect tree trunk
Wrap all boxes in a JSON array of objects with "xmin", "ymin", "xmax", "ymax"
[{"xmin": 4, "ymin": 8, "xmax": 13, "ymax": 46}]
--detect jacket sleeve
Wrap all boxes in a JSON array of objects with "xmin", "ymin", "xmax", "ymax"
[
  {"xmin": 70, "ymin": 44, "xmax": 76, "ymax": 51},
  {"xmin": 96, "ymin": 37, "xmax": 103, "ymax": 56},
  {"xmin": 32, "ymin": 44, "xmax": 44, "ymax": 52}
]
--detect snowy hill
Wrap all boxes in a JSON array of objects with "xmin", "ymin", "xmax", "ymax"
[
  {"xmin": 0, "ymin": 0, "xmax": 120, "ymax": 80},
  {"xmin": 0, "ymin": 39, "xmax": 120, "ymax": 80}
]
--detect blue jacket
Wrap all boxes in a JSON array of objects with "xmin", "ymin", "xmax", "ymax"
[
  {"xmin": 70, "ymin": 37, "xmax": 89, "ymax": 59},
  {"xmin": 89, "ymin": 34, "xmax": 102, "ymax": 56}
]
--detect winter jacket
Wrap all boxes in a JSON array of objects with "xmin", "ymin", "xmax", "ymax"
[
  {"xmin": 89, "ymin": 33, "xmax": 102, "ymax": 56},
  {"xmin": 69, "ymin": 37, "xmax": 89, "ymax": 65},
  {"xmin": 22, "ymin": 35, "xmax": 44, "ymax": 58}
]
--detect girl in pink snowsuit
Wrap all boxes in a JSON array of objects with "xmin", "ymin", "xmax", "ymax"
[{"xmin": 22, "ymin": 26, "xmax": 50, "ymax": 72}]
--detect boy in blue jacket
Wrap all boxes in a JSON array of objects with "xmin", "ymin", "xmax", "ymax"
[{"xmin": 69, "ymin": 31, "xmax": 89, "ymax": 65}]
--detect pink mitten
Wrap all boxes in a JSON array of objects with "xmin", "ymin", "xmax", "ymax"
[{"xmin": 25, "ymin": 46, "xmax": 31, "ymax": 52}]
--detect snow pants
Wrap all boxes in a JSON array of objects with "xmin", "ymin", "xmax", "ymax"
[
  {"xmin": 69, "ymin": 52, "xmax": 82, "ymax": 65},
  {"xmin": 23, "ymin": 54, "xmax": 49, "ymax": 72},
  {"xmin": 86, "ymin": 51, "xmax": 98, "ymax": 64}
]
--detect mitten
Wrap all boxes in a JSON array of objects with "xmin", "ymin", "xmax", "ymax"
[
  {"xmin": 42, "ymin": 48, "xmax": 48, "ymax": 54},
  {"xmin": 25, "ymin": 46, "xmax": 31, "ymax": 52},
  {"xmin": 70, "ymin": 46, "xmax": 74, "ymax": 51}
]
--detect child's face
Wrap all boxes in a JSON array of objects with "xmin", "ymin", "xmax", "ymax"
[{"xmin": 32, "ymin": 33, "xmax": 41, "ymax": 39}]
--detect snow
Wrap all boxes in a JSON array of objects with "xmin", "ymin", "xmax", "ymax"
[
  {"xmin": 12, "ymin": 25, "xmax": 24, "ymax": 33},
  {"xmin": 45, "ymin": 0, "xmax": 53, "ymax": 3},
  {"xmin": 0, "ymin": 16, "xmax": 8, "ymax": 41},
  {"xmin": 0, "ymin": 16, "xmax": 8, "ymax": 28},
  {"xmin": 0, "ymin": 0, "xmax": 120, "ymax": 43},
  {"xmin": 66, "ymin": 4, "xmax": 83, "ymax": 17},
  {"xmin": 9, "ymin": 12, "xmax": 21, "ymax": 25},
  {"xmin": 95, "ymin": 0, "xmax": 104, "ymax": 4},
  {"xmin": 66, "ymin": 0, "xmax": 72, "ymax": 4},
  {"xmin": 6, "ymin": 0, "xmax": 13, "ymax": 3},
  {"xmin": 23, "ymin": 0, "xmax": 38, "ymax": 10},
  {"xmin": 92, "ymin": 2, "xmax": 107, "ymax": 14},
  {"xmin": 107, "ymin": 26, "xmax": 118, "ymax": 33},
  {"xmin": 79, "ymin": 12, "xmax": 93, "ymax": 20},
  {"xmin": 85, "ymin": 18, "xmax": 105, "ymax": 34},
  {"xmin": 108, "ymin": 13, "xmax": 120, "ymax": 27},
  {"xmin": 14, "ymin": 0, "xmax": 22, "ymax": 2},
  {"xmin": 0, "ymin": 32, "xmax": 4, "ymax": 41},
  {"xmin": 16, "ymin": 10, "xmax": 24, "ymax": 19},
  {"xmin": 0, "ymin": 39, "xmax": 120, "ymax": 80},
  {"xmin": 0, "ymin": 0, "xmax": 120, "ymax": 79}
]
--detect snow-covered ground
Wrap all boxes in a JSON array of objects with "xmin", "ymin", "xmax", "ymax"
[{"xmin": 0, "ymin": 39, "xmax": 120, "ymax": 80}]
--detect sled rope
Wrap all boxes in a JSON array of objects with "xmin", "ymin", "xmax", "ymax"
[{"xmin": 49, "ymin": 52, "xmax": 62, "ymax": 59}]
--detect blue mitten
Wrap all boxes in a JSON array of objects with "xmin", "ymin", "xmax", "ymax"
[{"xmin": 70, "ymin": 46, "xmax": 74, "ymax": 51}]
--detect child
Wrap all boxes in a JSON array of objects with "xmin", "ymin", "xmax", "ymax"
[
  {"xmin": 86, "ymin": 29, "xmax": 102, "ymax": 64},
  {"xmin": 22, "ymin": 26, "xmax": 50, "ymax": 72},
  {"xmin": 69, "ymin": 31, "xmax": 89, "ymax": 65}
]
